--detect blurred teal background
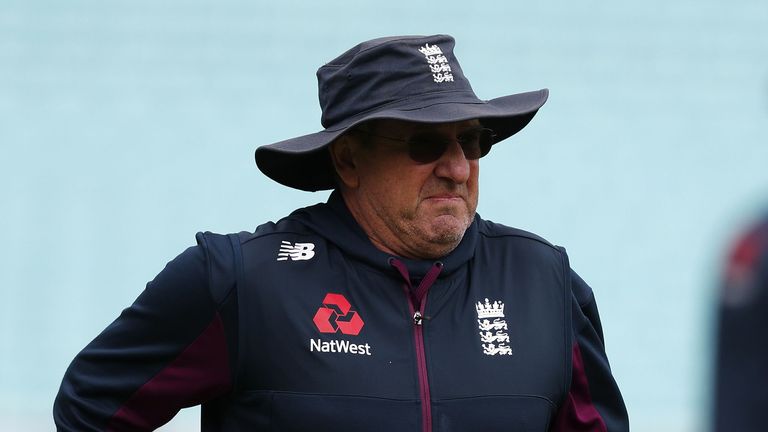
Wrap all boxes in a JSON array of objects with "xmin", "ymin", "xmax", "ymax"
[{"xmin": 1, "ymin": 0, "xmax": 767, "ymax": 430}]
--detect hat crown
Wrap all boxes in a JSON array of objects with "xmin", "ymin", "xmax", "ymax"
[{"xmin": 317, "ymin": 34, "xmax": 477, "ymax": 128}]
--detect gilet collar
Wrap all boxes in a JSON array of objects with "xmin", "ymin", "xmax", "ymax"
[{"xmin": 288, "ymin": 191, "xmax": 478, "ymax": 279}]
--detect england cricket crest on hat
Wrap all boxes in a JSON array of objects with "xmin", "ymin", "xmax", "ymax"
[
  {"xmin": 418, "ymin": 43, "xmax": 453, "ymax": 83},
  {"xmin": 476, "ymin": 298, "xmax": 512, "ymax": 356}
]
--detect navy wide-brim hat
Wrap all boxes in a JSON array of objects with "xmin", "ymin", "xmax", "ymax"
[{"xmin": 255, "ymin": 34, "xmax": 548, "ymax": 191}]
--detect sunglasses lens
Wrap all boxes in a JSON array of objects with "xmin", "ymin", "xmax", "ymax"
[
  {"xmin": 457, "ymin": 128, "xmax": 495, "ymax": 160},
  {"xmin": 478, "ymin": 128, "xmax": 494, "ymax": 157},
  {"xmin": 408, "ymin": 139, "xmax": 447, "ymax": 164},
  {"xmin": 368, "ymin": 127, "xmax": 496, "ymax": 164}
]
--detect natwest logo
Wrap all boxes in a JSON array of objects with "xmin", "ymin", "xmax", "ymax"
[{"xmin": 313, "ymin": 293, "xmax": 364, "ymax": 336}]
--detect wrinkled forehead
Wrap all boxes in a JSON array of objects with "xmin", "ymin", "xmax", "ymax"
[{"xmin": 367, "ymin": 118, "xmax": 482, "ymax": 135}]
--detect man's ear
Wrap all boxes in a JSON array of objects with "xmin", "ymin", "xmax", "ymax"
[{"xmin": 328, "ymin": 134, "xmax": 360, "ymax": 189}]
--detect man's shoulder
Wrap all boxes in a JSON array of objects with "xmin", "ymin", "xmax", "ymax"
[
  {"xmin": 196, "ymin": 202, "xmax": 332, "ymax": 256},
  {"xmin": 474, "ymin": 217, "xmax": 575, "ymax": 294},
  {"xmin": 475, "ymin": 217, "xmax": 560, "ymax": 252}
]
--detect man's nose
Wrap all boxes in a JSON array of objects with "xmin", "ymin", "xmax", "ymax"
[{"xmin": 433, "ymin": 140, "xmax": 471, "ymax": 183}]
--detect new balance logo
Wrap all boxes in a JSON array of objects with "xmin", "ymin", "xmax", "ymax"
[{"xmin": 277, "ymin": 241, "xmax": 315, "ymax": 261}]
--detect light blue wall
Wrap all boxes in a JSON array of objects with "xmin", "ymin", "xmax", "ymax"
[{"xmin": 2, "ymin": 1, "xmax": 767, "ymax": 430}]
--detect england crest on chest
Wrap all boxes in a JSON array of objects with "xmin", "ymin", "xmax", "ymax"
[{"xmin": 475, "ymin": 298, "xmax": 512, "ymax": 356}]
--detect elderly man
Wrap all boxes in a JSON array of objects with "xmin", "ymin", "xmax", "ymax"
[{"xmin": 55, "ymin": 35, "xmax": 629, "ymax": 431}]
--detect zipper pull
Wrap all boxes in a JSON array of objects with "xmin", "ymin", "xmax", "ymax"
[{"xmin": 413, "ymin": 311, "xmax": 423, "ymax": 326}]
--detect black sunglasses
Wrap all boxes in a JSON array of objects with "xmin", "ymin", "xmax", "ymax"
[{"xmin": 352, "ymin": 126, "xmax": 496, "ymax": 164}]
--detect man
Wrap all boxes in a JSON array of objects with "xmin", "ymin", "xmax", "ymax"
[
  {"xmin": 55, "ymin": 34, "xmax": 629, "ymax": 431},
  {"xmin": 714, "ymin": 212, "xmax": 768, "ymax": 431}
]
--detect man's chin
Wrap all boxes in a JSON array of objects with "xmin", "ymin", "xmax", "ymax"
[{"xmin": 427, "ymin": 215, "xmax": 471, "ymax": 243}]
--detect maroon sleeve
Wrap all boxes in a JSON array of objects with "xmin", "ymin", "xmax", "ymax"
[
  {"xmin": 550, "ymin": 271, "xmax": 629, "ymax": 432},
  {"xmin": 54, "ymin": 233, "xmax": 237, "ymax": 431}
]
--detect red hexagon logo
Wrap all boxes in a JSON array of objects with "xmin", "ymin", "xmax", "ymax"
[{"xmin": 313, "ymin": 293, "xmax": 364, "ymax": 336}]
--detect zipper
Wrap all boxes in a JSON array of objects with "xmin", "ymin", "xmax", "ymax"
[
  {"xmin": 404, "ymin": 286, "xmax": 431, "ymax": 432},
  {"xmin": 389, "ymin": 258, "xmax": 443, "ymax": 432},
  {"xmin": 413, "ymin": 310, "xmax": 424, "ymax": 326}
]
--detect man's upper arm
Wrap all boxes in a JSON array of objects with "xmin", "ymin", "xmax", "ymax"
[
  {"xmin": 53, "ymin": 235, "xmax": 235, "ymax": 431},
  {"xmin": 550, "ymin": 270, "xmax": 629, "ymax": 432}
]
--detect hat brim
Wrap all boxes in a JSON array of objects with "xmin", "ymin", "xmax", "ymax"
[{"xmin": 255, "ymin": 88, "xmax": 548, "ymax": 191}]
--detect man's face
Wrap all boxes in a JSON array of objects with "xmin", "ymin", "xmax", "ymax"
[{"xmin": 334, "ymin": 118, "xmax": 482, "ymax": 259}]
